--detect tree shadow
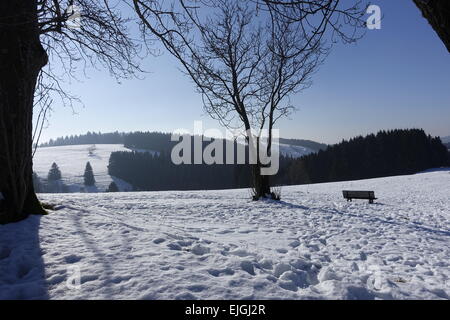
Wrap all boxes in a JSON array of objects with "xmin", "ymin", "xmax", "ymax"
[
  {"xmin": 416, "ymin": 167, "xmax": 450, "ymax": 174},
  {"xmin": 275, "ymin": 200, "xmax": 310, "ymax": 211},
  {"xmin": 0, "ymin": 215, "xmax": 49, "ymax": 299},
  {"xmin": 270, "ymin": 198, "xmax": 450, "ymax": 238},
  {"xmin": 68, "ymin": 213, "xmax": 123, "ymax": 292},
  {"xmin": 321, "ymin": 205, "xmax": 450, "ymax": 237}
]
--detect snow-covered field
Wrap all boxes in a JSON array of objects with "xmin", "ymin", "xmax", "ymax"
[
  {"xmin": 33, "ymin": 144, "xmax": 133, "ymax": 192},
  {"xmin": 0, "ymin": 169, "xmax": 449, "ymax": 300},
  {"xmin": 33, "ymin": 143, "xmax": 313, "ymax": 194}
]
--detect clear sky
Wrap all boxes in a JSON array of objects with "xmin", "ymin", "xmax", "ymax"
[{"xmin": 37, "ymin": 1, "xmax": 450, "ymax": 145}]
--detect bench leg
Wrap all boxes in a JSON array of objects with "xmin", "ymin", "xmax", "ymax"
[{"xmin": 369, "ymin": 199, "xmax": 374, "ymax": 204}]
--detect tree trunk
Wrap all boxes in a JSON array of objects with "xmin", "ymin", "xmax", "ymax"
[
  {"xmin": 0, "ymin": 1, "xmax": 48, "ymax": 224},
  {"xmin": 414, "ymin": 0, "xmax": 450, "ymax": 52},
  {"xmin": 250, "ymin": 136, "xmax": 273, "ymax": 200},
  {"xmin": 251, "ymin": 164, "xmax": 271, "ymax": 200}
]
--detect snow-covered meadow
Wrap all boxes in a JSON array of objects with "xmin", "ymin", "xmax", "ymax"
[
  {"xmin": 33, "ymin": 144, "xmax": 133, "ymax": 192},
  {"xmin": 32, "ymin": 143, "xmax": 314, "ymax": 194},
  {"xmin": 0, "ymin": 169, "xmax": 449, "ymax": 299}
]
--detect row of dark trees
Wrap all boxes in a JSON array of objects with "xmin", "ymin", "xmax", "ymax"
[
  {"xmin": 39, "ymin": 130, "xmax": 328, "ymax": 154},
  {"xmin": 281, "ymin": 129, "xmax": 449, "ymax": 185},
  {"xmin": 40, "ymin": 132, "xmax": 125, "ymax": 147},
  {"xmin": 108, "ymin": 129, "xmax": 449, "ymax": 191},
  {"xmin": 108, "ymin": 137, "xmax": 254, "ymax": 191},
  {"xmin": 109, "ymin": 151, "xmax": 251, "ymax": 191}
]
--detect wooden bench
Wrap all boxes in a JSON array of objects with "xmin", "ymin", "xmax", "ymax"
[{"xmin": 342, "ymin": 190, "xmax": 377, "ymax": 204}]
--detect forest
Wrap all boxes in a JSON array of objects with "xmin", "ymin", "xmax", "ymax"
[{"xmin": 108, "ymin": 129, "xmax": 450, "ymax": 191}]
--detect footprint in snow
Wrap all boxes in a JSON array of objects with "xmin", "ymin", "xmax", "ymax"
[
  {"xmin": 153, "ymin": 238, "xmax": 165, "ymax": 244},
  {"xmin": 187, "ymin": 284, "xmax": 207, "ymax": 292},
  {"xmin": 190, "ymin": 244, "xmax": 210, "ymax": 256},
  {"xmin": 240, "ymin": 260, "xmax": 255, "ymax": 275},
  {"xmin": 167, "ymin": 243, "xmax": 182, "ymax": 251},
  {"xmin": 64, "ymin": 254, "xmax": 82, "ymax": 264},
  {"xmin": 207, "ymin": 268, "xmax": 234, "ymax": 277}
]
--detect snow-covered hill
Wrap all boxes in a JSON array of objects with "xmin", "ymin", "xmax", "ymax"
[
  {"xmin": 33, "ymin": 142, "xmax": 314, "ymax": 194},
  {"xmin": 33, "ymin": 144, "xmax": 133, "ymax": 192},
  {"xmin": 1, "ymin": 169, "xmax": 448, "ymax": 299},
  {"xmin": 441, "ymin": 136, "xmax": 450, "ymax": 144},
  {"xmin": 276, "ymin": 142, "xmax": 315, "ymax": 158}
]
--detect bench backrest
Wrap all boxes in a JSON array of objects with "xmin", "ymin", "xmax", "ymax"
[{"xmin": 342, "ymin": 190, "xmax": 375, "ymax": 199}]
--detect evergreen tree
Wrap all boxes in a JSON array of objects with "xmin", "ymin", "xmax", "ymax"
[
  {"xmin": 83, "ymin": 162, "xmax": 96, "ymax": 186},
  {"xmin": 106, "ymin": 181, "xmax": 119, "ymax": 192},
  {"xmin": 47, "ymin": 163, "xmax": 62, "ymax": 181},
  {"xmin": 32, "ymin": 172, "xmax": 42, "ymax": 193}
]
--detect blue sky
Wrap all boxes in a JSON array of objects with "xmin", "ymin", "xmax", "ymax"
[{"xmin": 37, "ymin": 1, "xmax": 450, "ymax": 145}]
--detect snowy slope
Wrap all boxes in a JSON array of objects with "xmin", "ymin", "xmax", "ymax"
[
  {"xmin": 1, "ymin": 169, "xmax": 448, "ymax": 300},
  {"xmin": 441, "ymin": 136, "xmax": 450, "ymax": 144},
  {"xmin": 33, "ymin": 144, "xmax": 133, "ymax": 192},
  {"xmin": 33, "ymin": 142, "xmax": 311, "ymax": 194},
  {"xmin": 276, "ymin": 143, "xmax": 315, "ymax": 158}
]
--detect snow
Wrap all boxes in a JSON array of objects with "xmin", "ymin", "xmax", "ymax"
[
  {"xmin": 33, "ymin": 144, "xmax": 133, "ymax": 192},
  {"xmin": 1, "ymin": 169, "xmax": 449, "ymax": 299},
  {"xmin": 276, "ymin": 143, "xmax": 315, "ymax": 158},
  {"xmin": 32, "ymin": 142, "xmax": 313, "ymax": 194},
  {"xmin": 441, "ymin": 136, "xmax": 450, "ymax": 144}
]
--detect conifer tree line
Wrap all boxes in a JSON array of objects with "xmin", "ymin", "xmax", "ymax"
[
  {"xmin": 282, "ymin": 129, "xmax": 449, "ymax": 185},
  {"xmin": 39, "ymin": 132, "xmax": 126, "ymax": 147},
  {"xmin": 108, "ymin": 129, "xmax": 449, "ymax": 191},
  {"xmin": 108, "ymin": 137, "xmax": 253, "ymax": 191},
  {"xmin": 444, "ymin": 142, "xmax": 450, "ymax": 150},
  {"xmin": 39, "ymin": 131, "xmax": 327, "ymax": 154}
]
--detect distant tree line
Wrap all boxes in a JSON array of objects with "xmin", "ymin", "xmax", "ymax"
[
  {"xmin": 444, "ymin": 142, "xmax": 450, "ymax": 150},
  {"xmin": 40, "ymin": 131, "xmax": 125, "ymax": 147},
  {"xmin": 39, "ymin": 130, "xmax": 328, "ymax": 154},
  {"xmin": 108, "ymin": 137, "xmax": 253, "ymax": 191},
  {"xmin": 108, "ymin": 129, "xmax": 449, "ymax": 192},
  {"xmin": 123, "ymin": 131, "xmax": 174, "ymax": 153},
  {"xmin": 281, "ymin": 129, "xmax": 449, "ymax": 185}
]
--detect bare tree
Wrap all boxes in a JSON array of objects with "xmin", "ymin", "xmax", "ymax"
[
  {"xmin": 133, "ymin": 0, "xmax": 367, "ymax": 199},
  {"xmin": 0, "ymin": 1, "xmax": 148, "ymax": 223}
]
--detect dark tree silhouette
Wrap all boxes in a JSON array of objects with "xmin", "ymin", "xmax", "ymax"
[
  {"xmin": 32, "ymin": 172, "xmax": 43, "ymax": 193},
  {"xmin": 83, "ymin": 162, "xmax": 96, "ymax": 186},
  {"xmin": 106, "ymin": 181, "xmax": 119, "ymax": 193},
  {"xmin": 47, "ymin": 162, "xmax": 62, "ymax": 181},
  {"xmin": 414, "ymin": 0, "xmax": 450, "ymax": 52},
  {"xmin": 133, "ymin": 0, "xmax": 367, "ymax": 200},
  {"xmin": 0, "ymin": 1, "xmax": 148, "ymax": 223}
]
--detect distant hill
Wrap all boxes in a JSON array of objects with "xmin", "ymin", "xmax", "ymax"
[
  {"xmin": 39, "ymin": 131, "xmax": 125, "ymax": 147},
  {"xmin": 278, "ymin": 138, "xmax": 327, "ymax": 152},
  {"xmin": 34, "ymin": 129, "xmax": 448, "ymax": 193},
  {"xmin": 33, "ymin": 144, "xmax": 133, "ymax": 193},
  {"xmin": 40, "ymin": 131, "xmax": 326, "ymax": 158},
  {"xmin": 282, "ymin": 129, "xmax": 450, "ymax": 185},
  {"xmin": 440, "ymin": 135, "xmax": 450, "ymax": 143}
]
